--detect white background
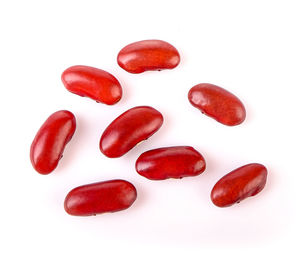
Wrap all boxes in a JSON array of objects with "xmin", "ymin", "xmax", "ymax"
[{"xmin": 1, "ymin": 0, "xmax": 299, "ymax": 254}]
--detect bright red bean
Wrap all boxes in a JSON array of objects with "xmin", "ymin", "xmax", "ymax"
[
  {"xmin": 117, "ymin": 40, "xmax": 180, "ymax": 74},
  {"xmin": 100, "ymin": 106, "xmax": 163, "ymax": 158},
  {"xmin": 61, "ymin": 65, "xmax": 122, "ymax": 105},
  {"xmin": 136, "ymin": 146, "xmax": 206, "ymax": 180},
  {"xmin": 211, "ymin": 163, "xmax": 267, "ymax": 207},
  {"xmin": 64, "ymin": 180, "xmax": 137, "ymax": 216},
  {"xmin": 188, "ymin": 83, "xmax": 246, "ymax": 126},
  {"xmin": 30, "ymin": 110, "xmax": 76, "ymax": 175}
]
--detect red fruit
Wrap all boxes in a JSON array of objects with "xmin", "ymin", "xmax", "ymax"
[
  {"xmin": 188, "ymin": 83, "xmax": 246, "ymax": 126},
  {"xmin": 211, "ymin": 163, "xmax": 267, "ymax": 207},
  {"xmin": 100, "ymin": 106, "xmax": 163, "ymax": 158},
  {"xmin": 136, "ymin": 146, "xmax": 206, "ymax": 180},
  {"xmin": 64, "ymin": 180, "xmax": 137, "ymax": 216},
  {"xmin": 117, "ymin": 40, "xmax": 180, "ymax": 74},
  {"xmin": 61, "ymin": 65, "xmax": 122, "ymax": 105},
  {"xmin": 30, "ymin": 110, "xmax": 76, "ymax": 175}
]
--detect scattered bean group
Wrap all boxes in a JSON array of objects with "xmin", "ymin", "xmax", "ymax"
[{"xmin": 30, "ymin": 39, "xmax": 268, "ymax": 215}]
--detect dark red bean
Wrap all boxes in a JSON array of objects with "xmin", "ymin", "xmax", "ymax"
[
  {"xmin": 64, "ymin": 180, "xmax": 137, "ymax": 216},
  {"xmin": 136, "ymin": 146, "xmax": 206, "ymax": 180},
  {"xmin": 30, "ymin": 110, "xmax": 76, "ymax": 175},
  {"xmin": 100, "ymin": 106, "xmax": 163, "ymax": 158},
  {"xmin": 188, "ymin": 83, "xmax": 246, "ymax": 126},
  {"xmin": 211, "ymin": 163, "xmax": 267, "ymax": 207},
  {"xmin": 117, "ymin": 40, "xmax": 180, "ymax": 74},
  {"xmin": 61, "ymin": 65, "xmax": 122, "ymax": 105}
]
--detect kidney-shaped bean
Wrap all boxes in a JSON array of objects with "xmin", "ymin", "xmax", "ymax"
[
  {"xmin": 64, "ymin": 180, "xmax": 137, "ymax": 216},
  {"xmin": 136, "ymin": 146, "xmax": 206, "ymax": 180},
  {"xmin": 211, "ymin": 163, "xmax": 267, "ymax": 207},
  {"xmin": 30, "ymin": 110, "xmax": 76, "ymax": 175},
  {"xmin": 100, "ymin": 106, "xmax": 163, "ymax": 158},
  {"xmin": 61, "ymin": 65, "xmax": 122, "ymax": 105},
  {"xmin": 188, "ymin": 83, "xmax": 246, "ymax": 126},
  {"xmin": 117, "ymin": 40, "xmax": 180, "ymax": 73}
]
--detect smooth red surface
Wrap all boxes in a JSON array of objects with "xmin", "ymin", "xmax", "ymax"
[
  {"xmin": 117, "ymin": 40, "xmax": 180, "ymax": 73},
  {"xmin": 188, "ymin": 83, "xmax": 246, "ymax": 126},
  {"xmin": 100, "ymin": 106, "xmax": 163, "ymax": 158},
  {"xmin": 61, "ymin": 65, "xmax": 122, "ymax": 105},
  {"xmin": 64, "ymin": 180, "xmax": 137, "ymax": 216},
  {"xmin": 211, "ymin": 163, "xmax": 267, "ymax": 207},
  {"xmin": 136, "ymin": 146, "xmax": 206, "ymax": 180},
  {"xmin": 30, "ymin": 110, "xmax": 76, "ymax": 175}
]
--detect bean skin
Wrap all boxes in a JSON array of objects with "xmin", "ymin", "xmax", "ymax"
[
  {"xmin": 117, "ymin": 40, "xmax": 180, "ymax": 73},
  {"xmin": 136, "ymin": 146, "xmax": 206, "ymax": 180},
  {"xmin": 61, "ymin": 65, "xmax": 122, "ymax": 105},
  {"xmin": 188, "ymin": 83, "xmax": 246, "ymax": 126},
  {"xmin": 64, "ymin": 180, "xmax": 137, "ymax": 216},
  {"xmin": 211, "ymin": 163, "xmax": 267, "ymax": 207},
  {"xmin": 100, "ymin": 106, "xmax": 163, "ymax": 158},
  {"xmin": 30, "ymin": 110, "xmax": 76, "ymax": 175}
]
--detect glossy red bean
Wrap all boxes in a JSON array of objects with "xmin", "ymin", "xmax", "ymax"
[
  {"xmin": 188, "ymin": 83, "xmax": 246, "ymax": 126},
  {"xmin": 100, "ymin": 106, "xmax": 163, "ymax": 158},
  {"xmin": 117, "ymin": 40, "xmax": 180, "ymax": 74},
  {"xmin": 136, "ymin": 146, "xmax": 206, "ymax": 180},
  {"xmin": 61, "ymin": 65, "xmax": 122, "ymax": 105},
  {"xmin": 64, "ymin": 180, "xmax": 137, "ymax": 216},
  {"xmin": 30, "ymin": 110, "xmax": 76, "ymax": 175},
  {"xmin": 211, "ymin": 163, "xmax": 267, "ymax": 207}
]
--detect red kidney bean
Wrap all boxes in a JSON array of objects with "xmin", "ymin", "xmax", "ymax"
[
  {"xmin": 136, "ymin": 146, "xmax": 206, "ymax": 180},
  {"xmin": 30, "ymin": 110, "xmax": 76, "ymax": 175},
  {"xmin": 188, "ymin": 83, "xmax": 246, "ymax": 126},
  {"xmin": 117, "ymin": 40, "xmax": 180, "ymax": 74},
  {"xmin": 211, "ymin": 163, "xmax": 267, "ymax": 207},
  {"xmin": 64, "ymin": 180, "xmax": 137, "ymax": 216},
  {"xmin": 100, "ymin": 106, "xmax": 163, "ymax": 158},
  {"xmin": 61, "ymin": 65, "xmax": 122, "ymax": 105}
]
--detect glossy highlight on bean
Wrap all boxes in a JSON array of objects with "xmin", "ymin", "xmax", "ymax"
[
  {"xmin": 211, "ymin": 163, "xmax": 267, "ymax": 207},
  {"xmin": 30, "ymin": 110, "xmax": 76, "ymax": 175},
  {"xmin": 61, "ymin": 65, "xmax": 122, "ymax": 105},
  {"xmin": 117, "ymin": 40, "xmax": 180, "ymax": 73},
  {"xmin": 136, "ymin": 146, "xmax": 206, "ymax": 180},
  {"xmin": 100, "ymin": 106, "xmax": 163, "ymax": 158},
  {"xmin": 188, "ymin": 83, "xmax": 246, "ymax": 126},
  {"xmin": 64, "ymin": 180, "xmax": 137, "ymax": 216}
]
